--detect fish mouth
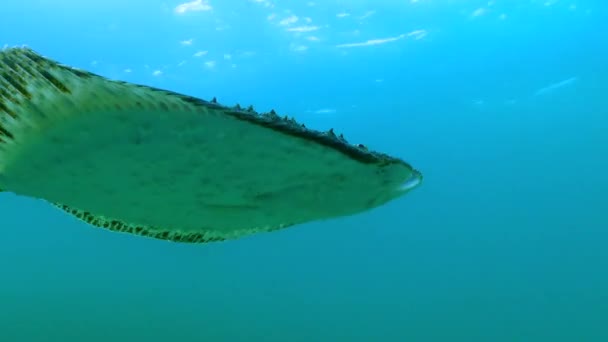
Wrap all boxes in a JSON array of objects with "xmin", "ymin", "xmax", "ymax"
[{"xmin": 397, "ymin": 169, "xmax": 423, "ymax": 193}]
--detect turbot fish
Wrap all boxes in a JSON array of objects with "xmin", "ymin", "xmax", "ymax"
[{"xmin": 0, "ymin": 47, "xmax": 422, "ymax": 243}]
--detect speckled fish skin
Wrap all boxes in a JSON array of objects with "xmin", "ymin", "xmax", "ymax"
[{"xmin": 0, "ymin": 47, "xmax": 423, "ymax": 243}]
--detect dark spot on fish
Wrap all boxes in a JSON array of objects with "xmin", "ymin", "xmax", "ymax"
[
  {"xmin": 39, "ymin": 70, "xmax": 71, "ymax": 94},
  {"xmin": 177, "ymin": 95, "xmax": 205, "ymax": 107},
  {"xmin": 0, "ymin": 69, "xmax": 31, "ymax": 99},
  {"xmin": 0, "ymin": 84, "xmax": 17, "ymax": 103},
  {"xmin": 22, "ymin": 49, "xmax": 46, "ymax": 64},
  {"xmin": 0, "ymin": 102, "xmax": 17, "ymax": 119},
  {"xmin": 65, "ymin": 67, "xmax": 94, "ymax": 79},
  {"xmin": 0, "ymin": 125, "xmax": 14, "ymax": 140},
  {"xmin": 0, "ymin": 56, "xmax": 19, "ymax": 70}
]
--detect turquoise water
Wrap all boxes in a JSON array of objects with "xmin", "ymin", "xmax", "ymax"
[{"xmin": 1, "ymin": 0, "xmax": 607, "ymax": 341}]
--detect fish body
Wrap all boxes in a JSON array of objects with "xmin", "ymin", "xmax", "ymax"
[{"xmin": 0, "ymin": 47, "xmax": 422, "ymax": 243}]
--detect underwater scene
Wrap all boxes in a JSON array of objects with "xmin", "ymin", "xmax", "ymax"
[{"xmin": 0, "ymin": 0, "xmax": 606, "ymax": 341}]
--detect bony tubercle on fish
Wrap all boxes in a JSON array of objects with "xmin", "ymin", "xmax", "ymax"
[{"xmin": 0, "ymin": 47, "xmax": 422, "ymax": 243}]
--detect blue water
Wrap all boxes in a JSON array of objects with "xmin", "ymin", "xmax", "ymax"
[{"xmin": 1, "ymin": 0, "xmax": 607, "ymax": 341}]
